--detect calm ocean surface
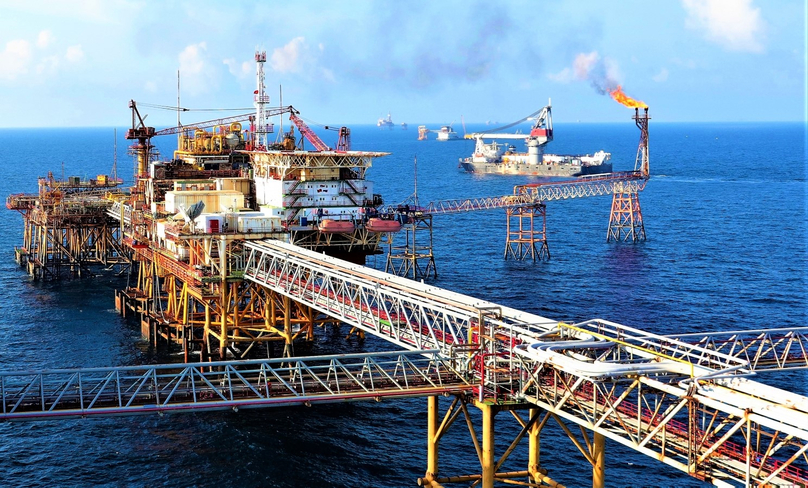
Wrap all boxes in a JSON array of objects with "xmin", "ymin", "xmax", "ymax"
[{"xmin": 0, "ymin": 120, "xmax": 805, "ymax": 487}]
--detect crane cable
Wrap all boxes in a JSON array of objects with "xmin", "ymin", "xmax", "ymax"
[
  {"xmin": 137, "ymin": 103, "xmax": 254, "ymax": 112},
  {"xmin": 479, "ymin": 106, "xmax": 548, "ymax": 134}
]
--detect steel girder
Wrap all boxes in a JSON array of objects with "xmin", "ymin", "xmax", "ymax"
[
  {"xmin": 516, "ymin": 365, "xmax": 808, "ymax": 487},
  {"xmin": 242, "ymin": 240, "xmax": 558, "ymax": 362},
  {"xmin": 669, "ymin": 327, "xmax": 808, "ymax": 372},
  {"xmin": 514, "ymin": 172, "xmax": 648, "ymax": 203},
  {"xmin": 0, "ymin": 351, "xmax": 469, "ymax": 421}
]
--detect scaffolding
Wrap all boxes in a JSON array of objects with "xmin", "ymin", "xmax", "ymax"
[
  {"xmin": 6, "ymin": 174, "xmax": 130, "ymax": 280},
  {"xmin": 606, "ymin": 184, "xmax": 646, "ymax": 242},
  {"xmin": 607, "ymin": 108, "xmax": 649, "ymax": 243},
  {"xmin": 385, "ymin": 211, "xmax": 437, "ymax": 280},
  {"xmin": 504, "ymin": 203, "xmax": 550, "ymax": 261}
]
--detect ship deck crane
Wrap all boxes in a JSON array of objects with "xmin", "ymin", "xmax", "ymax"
[
  {"xmin": 289, "ymin": 111, "xmax": 351, "ymax": 151},
  {"xmin": 464, "ymin": 104, "xmax": 554, "ymax": 165},
  {"xmin": 465, "ymin": 103, "xmax": 553, "ymax": 142}
]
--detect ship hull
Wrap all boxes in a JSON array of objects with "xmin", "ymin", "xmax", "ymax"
[{"xmin": 459, "ymin": 160, "xmax": 612, "ymax": 177}]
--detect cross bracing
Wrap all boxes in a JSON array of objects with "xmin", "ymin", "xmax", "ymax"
[
  {"xmin": 386, "ymin": 171, "xmax": 649, "ymax": 216},
  {"xmin": 0, "ymin": 351, "xmax": 469, "ymax": 421},
  {"xmin": 241, "ymin": 239, "xmax": 808, "ymax": 486}
]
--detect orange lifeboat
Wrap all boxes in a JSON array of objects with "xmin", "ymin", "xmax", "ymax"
[
  {"xmin": 365, "ymin": 218, "xmax": 402, "ymax": 233},
  {"xmin": 318, "ymin": 219, "xmax": 355, "ymax": 233}
]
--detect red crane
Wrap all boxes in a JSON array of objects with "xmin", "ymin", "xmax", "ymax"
[{"xmin": 288, "ymin": 111, "xmax": 330, "ymax": 151}]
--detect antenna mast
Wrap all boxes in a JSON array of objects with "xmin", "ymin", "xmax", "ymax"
[
  {"xmin": 177, "ymin": 70, "xmax": 181, "ymax": 128},
  {"xmin": 254, "ymin": 51, "xmax": 270, "ymax": 148}
]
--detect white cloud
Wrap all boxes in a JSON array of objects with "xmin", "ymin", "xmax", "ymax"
[
  {"xmin": 65, "ymin": 45, "xmax": 84, "ymax": 63},
  {"xmin": 267, "ymin": 37, "xmax": 332, "ymax": 82},
  {"xmin": 270, "ymin": 37, "xmax": 310, "ymax": 74},
  {"xmin": 682, "ymin": 0, "xmax": 765, "ymax": 52},
  {"xmin": 179, "ymin": 42, "xmax": 207, "ymax": 76},
  {"xmin": 223, "ymin": 58, "xmax": 252, "ymax": 79},
  {"xmin": 144, "ymin": 81, "xmax": 158, "ymax": 93},
  {"xmin": 0, "ymin": 40, "xmax": 32, "ymax": 80},
  {"xmin": 652, "ymin": 68, "xmax": 669, "ymax": 82},
  {"xmin": 37, "ymin": 30, "xmax": 55, "ymax": 49},
  {"xmin": 547, "ymin": 67, "xmax": 574, "ymax": 83},
  {"xmin": 178, "ymin": 42, "xmax": 216, "ymax": 95}
]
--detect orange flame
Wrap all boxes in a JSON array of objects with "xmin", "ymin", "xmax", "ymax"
[{"xmin": 609, "ymin": 86, "xmax": 647, "ymax": 108}]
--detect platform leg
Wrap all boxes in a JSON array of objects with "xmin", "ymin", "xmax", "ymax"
[
  {"xmin": 592, "ymin": 432, "xmax": 605, "ymax": 488},
  {"xmin": 481, "ymin": 402, "xmax": 495, "ymax": 488},
  {"xmin": 528, "ymin": 407, "xmax": 541, "ymax": 480},
  {"xmin": 427, "ymin": 395, "xmax": 439, "ymax": 477}
]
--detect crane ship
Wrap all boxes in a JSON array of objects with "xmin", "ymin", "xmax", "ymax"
[{"xmin": 459, "ymin": 104, "xmax": 612, "ymax": 177}]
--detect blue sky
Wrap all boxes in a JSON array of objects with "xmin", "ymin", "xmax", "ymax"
[{"xmin": 0, "ymin": 0, "xmax": 804, "ymax": 127}]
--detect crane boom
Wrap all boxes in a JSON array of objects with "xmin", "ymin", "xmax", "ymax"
[
  {"xmin": 289, "ymin": 112, "xmax": 330, "ymax": 151},
  {"xmin": 465, "ymin": 104, "xmax": 553, "ymax": 143},
  {"xmin": 463, "ymin": 133, "xmax": 534, "ymax": 140},
  {"xmin": 153, "ymin": 106, "xmax": 294, "ymax": 137}
]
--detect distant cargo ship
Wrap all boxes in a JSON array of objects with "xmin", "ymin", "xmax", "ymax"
[
  {"xmin": 417, "ymin": 124, "xmax": 460, "ymax": 141},
  {"xmin": 377, "ymin": 113, "xmax": 394, "ymax": 128},
  {"xmin": 435, "ymin": 125, "xmax": 460, "ymax": 141},
  {"xmin": 459, "ymin": 104, "xmax": 612, "ymax": 177}
]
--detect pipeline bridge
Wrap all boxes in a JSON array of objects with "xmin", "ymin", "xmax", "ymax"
[
  {"xmin": 3, "ymin": 239, "xmax": 808, "ymax": 488},
  {"xmin": 381, "ymin": 169, "xmax": 649, "ymax": 278},
  {"xmin": 386, "ymin": 171, "xmax": 648, "ymax": 216}
]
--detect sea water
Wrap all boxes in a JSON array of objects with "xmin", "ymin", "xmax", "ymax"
[{"xmin": 0, "ymin": 121, "xmax": 805, "ymax": 487}]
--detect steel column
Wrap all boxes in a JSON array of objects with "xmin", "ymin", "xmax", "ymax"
[
  {"xmin": 427, "ymin": 395, "xmax": 440, "ymax": 478},
  {"xmin": 592, "ymin": 432, "xmax": 605, "ymax": 488},
  {"xmin": 480, "ymin": 402, "xmax": 495, "ymax": 488}
]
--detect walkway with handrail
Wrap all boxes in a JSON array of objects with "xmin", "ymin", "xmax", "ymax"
[
  {"xmin": 3, "ymin": 239, "xmax": 807, "ymax": 486},
  {"xmin": 0, "ymin": 351, "xmax": 469, "ymax": 421},
  {"xmin": 383, "ymin": 171, "xmax": 648, "ymax": 216},
  {"xmin": 240, "ymin": 239, "xmax": 808, "ymax": 487}
]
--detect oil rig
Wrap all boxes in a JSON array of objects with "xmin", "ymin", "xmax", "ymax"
[
  {"xmin": 6, "ymin": 53, "xmax": 808, "ymax": 488},
  {"xmin": 9, "ymin": 51, "xmax": 402, "ymax": 361},
  {"xmin": 6, "ymin": 49, "xmax": 653, "ymax": 359}
]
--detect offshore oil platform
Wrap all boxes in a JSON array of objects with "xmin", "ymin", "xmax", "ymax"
[
  {"xmin": 9, "ymin": 52, "xmax": 807, "ymax": 488},
  {"xmin": 5, "ymin": 48, "xmax": 653, "ymax": 361}
]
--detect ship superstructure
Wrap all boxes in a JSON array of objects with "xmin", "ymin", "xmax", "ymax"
[
  {"xmin": 377, "ymin": 113, "xmax": 394, "ymax": 128},
  {"xmin": 459, "ymin": 104, "xmax": 612, "ymax": 177},
  {"xmin": 417, "ymin": 124, "xmax": 460, "ymax": 141}
]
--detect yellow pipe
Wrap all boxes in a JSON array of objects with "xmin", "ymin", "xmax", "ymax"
[
  {"xmin": 204, "ymin": 303, "xmax": 212, "ymax": 358},
  {"xmin": 427, "ymin": 396, "xmax": 439, "ymax": 477},
  {"xmin": 528, "ymin": 408, "xmax": 540, "ymax": 480},
  {"xmin": 283, "ymin": 295, "xmax": 293, "ymax": 358},
  {"xmin": 592, "ymin": 432, "xmax": 605, "ymax": 488},
  {"xmin": 481, "ymin": 402, "xmax": 495, "ymax": 488}
]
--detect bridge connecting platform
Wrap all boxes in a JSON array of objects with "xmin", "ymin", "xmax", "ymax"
[
  {"xmin": 0, "ymin": 351, "xmax": 467, "ymax": 421},
  {"xmin": 3, "ymin": 239, "xmax": 807, "ymax": 487}
]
